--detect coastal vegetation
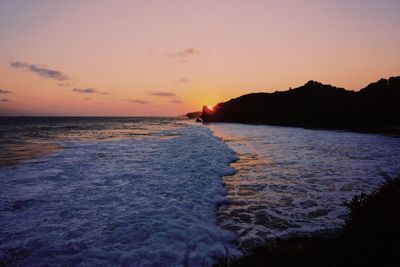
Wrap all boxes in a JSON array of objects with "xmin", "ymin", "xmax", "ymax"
[
  {"xmin": 202, "ymin": 76, "xmax": 400, "ymax": 134},
  {"xmin": 216, "ymin": 175, "xmax": 400, "ymax": 267}
]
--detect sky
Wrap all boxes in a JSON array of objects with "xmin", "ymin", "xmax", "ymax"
[{"xmin": 0, "ymin": 0, "xmax": 399, "ymax": 116}]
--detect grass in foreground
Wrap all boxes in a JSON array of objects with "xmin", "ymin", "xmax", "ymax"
[{"xmin": 216, "ymin": 175, "xmax": 400, "ymax": 267}]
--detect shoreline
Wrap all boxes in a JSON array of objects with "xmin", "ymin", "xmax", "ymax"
[
  {"xmin": 204, "ymin": 121, "xmax": 400, "ymax": 138},
  {"xmin": 207, "ymin": 122, "xmax": 400, "ymax": 255},
  {"xmin": 217, "ymin": 175, "xmax": 400, "ymax": 266}
]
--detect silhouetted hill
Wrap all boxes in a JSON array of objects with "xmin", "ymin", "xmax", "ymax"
[{"xmin": 202, "ymin": 77, "xmax": 400, "ymax": 131}]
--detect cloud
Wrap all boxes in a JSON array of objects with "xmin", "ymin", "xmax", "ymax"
[
  {"xmin": 0, "ymin": 89, "xmax": 12, "ymax": 94},
  {"xmin": 167, "ymin": 47, "xmax": 200, "ymax": 63},
  {"xmin": 169, "ymin": 47, "xmax": 199, "ymax": 58},
  {"xmin": 148, "ymin": 91, "xmax": 176, "ymax": 97},
  {"xmin": 10, "ymin": 61, "xmax": 69, "ymax": 81},
  {"xmin": 175, "ymin": 78, "xmax": 190, "ymax": 84},
  {"xmin": 57, "ymin": 82, "xmax": 73, "ymax": 87},
  {"xmin": 129, "ymin": 99, "xmax": 151, "ymax": 104},
  {"xmin": 1, "ymin": 98, "xmax": 11, "ymax": 102},
  {"xmin": 72, "ymin": 88, "xmax": 109, "ymax": 94},
  {"xmin": 72, "ymin": 88, "xmax": 97, "ymax": 93},
  {"xmin": 170, "ymin": 99, "xmax": 184, "ymax": 104}
]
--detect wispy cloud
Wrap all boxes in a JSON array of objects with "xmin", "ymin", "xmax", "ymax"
[
  {"xmin": 57, "ymin": 82, "xmax": 74, "ymax": 87},
  {"xmin": 72, "ymin": 88, "xmax": 97, "ymax": 93},
  {"xmin": 1, "ymin": 98, "xmax": 11, "ymax": 102},
  {"xmin": 129, "ymin": 99, "xmax": 151, "ymax": 104},
  {"xmin": 174, "ymin": 78, "xmax": 190, "ymax": 84},
  {"xmin": 10, "ymin": 61, "xmax": 69, "ymax": 81},
  {"xmin": 0, "ymin": 89, "xmax": 12, "ymax": 94},
  {"xmin": 170, "ymin": 99, "xmax": 184, "ymax": 104},
  {"xmin": 167, "ymin": 47, "xmax": 200, "ymax": 63},
  {"xmin": 169, "ymin": 47, "xmax": 199, "ymax": 58},
  {"xmin": 72, "ymin": 88, "xmax": 109, "ymax": 95},
  {"xmin": 148, "ymin": 91, "xmax": 176, "ymax": 97}
]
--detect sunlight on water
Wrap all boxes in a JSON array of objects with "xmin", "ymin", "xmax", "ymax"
[
  {"xmin": 0, "ymin": 141, "xmax": 60, "ymax": 167},
  {"xmin": 208, "ymin": 123, "xmax": 400, "ymax": 248},
  {"xmin": 0, "ymin": 117, "xmax": 185, "ymax": 167}
]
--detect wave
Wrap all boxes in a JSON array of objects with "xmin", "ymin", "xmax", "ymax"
[
  {"xmin": 208, "ymin": 123, "xmax": 400, "ymax": 248},
  {"xmin": 0, "ymin": 125, "xmax": 239, "ymax": 266}
]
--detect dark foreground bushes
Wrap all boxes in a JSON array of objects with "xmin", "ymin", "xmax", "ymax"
[{"xmin": 217, "ymin": 175, "xmax": 400, "ymax": 267}]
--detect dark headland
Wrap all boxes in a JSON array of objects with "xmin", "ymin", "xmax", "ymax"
[{"xmin": 202, "ymin": 76, "xmax": 400, "ymax": 135}]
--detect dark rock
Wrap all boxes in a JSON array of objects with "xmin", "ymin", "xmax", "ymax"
[{"xmin": 186, "ymin": 111, "xmax": 202, "ymax": 119}]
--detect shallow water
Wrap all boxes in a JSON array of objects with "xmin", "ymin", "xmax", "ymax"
[
  {"xmin": 207, "ymin": 123, "xmax": 400, "ymax": 248},
  {"xmin": 0, "ymin": 118, "xmax": 239, "ymax": 266},
  {"xmin": 0, "ymin": 117, "xmax": 184, "ymax": 167},
  {"xmin": 2, "ymin": 118, "xmax": 400, "ymax": 265}
]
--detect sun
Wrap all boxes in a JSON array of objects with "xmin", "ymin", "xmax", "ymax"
[{"xmin": 207, "ymin": 105, "xmax": 213, "ymax": 111}]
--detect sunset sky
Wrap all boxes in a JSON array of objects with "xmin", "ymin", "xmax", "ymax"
[{"xmin": 1, "ymin": 0, "xmax": 399, "ymax": 116}]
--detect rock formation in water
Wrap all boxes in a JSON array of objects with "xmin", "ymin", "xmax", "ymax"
[{"xmin": 186, "ymin": 111, "xmax": 202, "ymax": 119}]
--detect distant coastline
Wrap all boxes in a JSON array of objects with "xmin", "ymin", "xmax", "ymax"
[{"xmin": 201, "ymin": 76, "xmax": 400, "ymax": 136}]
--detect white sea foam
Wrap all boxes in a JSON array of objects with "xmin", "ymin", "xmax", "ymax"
[
  {"xmin": 207, "ymin": 123, "xmax": 400, "ymax": 247},
  {"xmin": 0, "ymin": 125, "xmax": 239, "ymax": 266}
]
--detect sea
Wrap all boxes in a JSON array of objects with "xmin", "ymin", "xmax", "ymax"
[{"xmin": 1, "ymin": 117, "xmax": 400, "ymax": 266}]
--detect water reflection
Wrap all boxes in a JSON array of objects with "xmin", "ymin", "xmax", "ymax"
[
  {"xmin": 0, "ymin": 117, "xmax": 186, "ymax": 167},
  {"xmin": 0, "ymin": 141, "xmax": 60, "ymax": 167},
  {"xmin": 208, "ymin": 123, "xmax": 400, "ymax": 248}
]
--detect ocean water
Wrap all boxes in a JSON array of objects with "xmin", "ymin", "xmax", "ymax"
[
  {"xmin": 1, "ymin": 118, "xmax": 400, "ymax": 266},
  {"xmin": 0, "ymin": 117, "xmax": 239, "ymax": 266},
  {"xmin": 207, "ymin": 123, "xmax": 400, "ymax": 248}
]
